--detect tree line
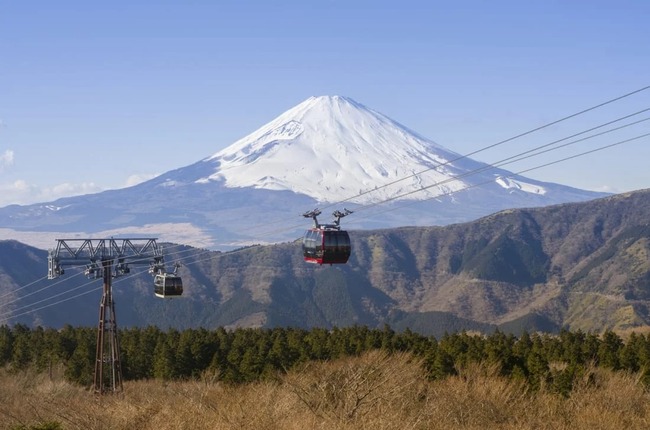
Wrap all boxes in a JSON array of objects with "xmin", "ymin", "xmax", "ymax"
[{"xmin": 2, "ymin": 324, "xmax": 650, "ymax": 396}]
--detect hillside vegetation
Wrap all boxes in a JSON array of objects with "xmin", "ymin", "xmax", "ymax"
[
  {"xmin": 3, "ymin": 324, "xmax": 650, "ymax": 394},
  {"xmin": 4, "ymin": 324, "xmax": 650, "ymax": 428},
  {"xmin": 2, "ymin": 350, "xmax": 650, "ymax": 430},
  {"xmin": 3, "ymin": 189, "xmax": 650, "ymax": 333}
]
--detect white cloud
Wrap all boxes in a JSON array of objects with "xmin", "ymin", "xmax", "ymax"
[
  {"xmin": 0, "ymin": 150, "xmax": 14, "ymax": 170},
  {"xmin": 0, "ymin": 180, "xmax": 37, "ymax": 206},
  {"xmin": 47, "ymin": 181, "xmax": 102, "ymax": 196},
  {"xmin": 589, "ymin": 184, "xmax": 622, "ymax": 194},
  {"xmin": 124, "ymin": 173, "xmax": 159, "ymax": 187},
  {"xmin": 0, "ymin": 180, "xmax": 104, "ymax": 207},
  {"xmin": 10, "ymin": 179, "xmax": 30, "ymax": 191},
  {"xmin": 0, "ymin": 172, "xmax": 159, "ymax": 208}
]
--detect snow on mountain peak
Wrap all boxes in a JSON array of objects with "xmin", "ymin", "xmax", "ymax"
[{"xmin": 201, "ymin": 95, "xmax": 537, "ymax": 204}]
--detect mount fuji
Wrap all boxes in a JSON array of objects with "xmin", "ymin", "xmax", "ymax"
[{"xmin": 0, "ymin": 96, "xmax": 607, "ymax": 250}]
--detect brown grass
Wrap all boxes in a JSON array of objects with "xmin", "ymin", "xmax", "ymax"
[{"xmin": 1, "ymin": 351, "xmax": 649, "ymax": 430}]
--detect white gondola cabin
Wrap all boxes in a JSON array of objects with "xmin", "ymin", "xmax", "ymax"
[{"xmin": 154, "ymin": 273, "xmax": 184, "ymax": 298}]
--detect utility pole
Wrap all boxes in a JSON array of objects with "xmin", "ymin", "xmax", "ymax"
[{"xmin": 48, "ymin": 238, "xmax": 176, "ymax": 394}]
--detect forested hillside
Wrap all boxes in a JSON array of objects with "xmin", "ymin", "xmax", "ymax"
[{"xmin": 2, "ymin": 189, "xmax": 650, "ymax": 333}]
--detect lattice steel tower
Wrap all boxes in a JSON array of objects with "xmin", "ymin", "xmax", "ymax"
[{"xmin": 48, "ymin": 238, "xmax": 177, "ymax": 394}]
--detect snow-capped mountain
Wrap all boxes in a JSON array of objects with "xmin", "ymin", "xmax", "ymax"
[
  {"xmin": 204, "ymin": 96, "xmax": 474, "ymax": 204},
  {"xmin": 0, "ymin": 95, "xmax": 607, "ymax": 250},
  {"xmin": 200, "ymin": 96, "xmax": 546, "ymax": 204}
]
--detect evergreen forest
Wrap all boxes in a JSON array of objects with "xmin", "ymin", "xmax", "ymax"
[{"xmin": 2, "ymin": 324, "xmax": 650, "ymax": 398}]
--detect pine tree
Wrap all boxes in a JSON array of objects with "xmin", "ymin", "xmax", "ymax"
[
  {"xmin": 175, "ymin": 329, "xmax": 196, "ymax": 378},
  {"xmin": 485, "ymin": 330, "xmax": 516, "ymax": 374},
  {"xmin": 582, "ymin": 332, "xmax": 601, "ymax": 364},
  {"xmin": 559, "ymin": 329, "xmax": 586, "ymax": 365},
  {"xmin": 119, "ymin": 327, "xmax": 141, "ymax": 380},
  {"xmin": 526, "ymin": 338, "xmax": 549, "ymax": 391},
  {"xmin": 10, "ymin": 324, "xmax": 32, "ymax": 371},
  {"xmin": 429, "ymin": 348, "xmax": 456, "ymax": 380},
  {"xmin": 152, "ymin": 334, "xmax": 176, "ymax": 381},
  {"xmin": 64, "ymin": 330, "xmax": 94, "ymax": 386},
  {"xmin": 190, "ymin": 327, "xmax": 217, "ymax": 375},
  {"xmin": 621, "ymin": 331, "xmax": 648, "ymax": 372},
  {"xmin": 598, "ymin": 330, "xmax": 623, "ymax": 370},
  {"xmin": 304, "ymin": 327, "xmax": 330, "ymax": 360}
]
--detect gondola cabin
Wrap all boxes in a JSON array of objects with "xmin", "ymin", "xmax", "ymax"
[
  {"xmin": 302, "ymin": 228, "xmax": 351, "ymax": 265},
  {"xmin": 154, "ymin": 273, "xmax": 183, "ymax": 298}
]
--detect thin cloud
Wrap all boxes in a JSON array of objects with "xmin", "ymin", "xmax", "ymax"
[
  {"xmin": 0, "ymin": 180, "xmax": 38, "ymax": 206},
  {"xmin": 0, "ymin": 150, "xmax": 14, "ymax": 170},
  {"xmin": 0, "ymin": 171, "xmax": 160, "ymax": 207},
  {"xmin": 125, "ymin": 173, "xmax": 159, "ymax": 187},
  {"xmin": 592, "ymin": 184, "xmax": 622, "ymax": 194},
  {"xmin": 0, "ymin": 180, "xmax": 104, "ymax": 207},
  {"xmin": 47, "ymin": 181, "xmax": 102, "ymax": 196}
]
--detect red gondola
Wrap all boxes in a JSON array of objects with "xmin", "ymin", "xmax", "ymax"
[{"xmin": 302, "ymin": 209, "xmax": 353, "ymax": 265}]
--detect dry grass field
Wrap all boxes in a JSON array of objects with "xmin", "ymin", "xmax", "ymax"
[{"xmin": 1, "ymin": 350, "xmax": 649, "ymax": 430}]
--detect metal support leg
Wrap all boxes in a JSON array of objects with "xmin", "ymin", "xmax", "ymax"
[{"xmin": 93, "ymin": 259, "xmax": 123, "ymax": 394}]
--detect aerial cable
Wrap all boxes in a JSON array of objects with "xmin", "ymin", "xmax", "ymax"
[
  {"xmin": 0, "ymin": 275, "xmax": 50, "ymax": 301},
  {"xmin": 2, "ymin": 241, "xmax": 265, "ymax": 324},
  {"xmin": 0, "ymin": 244, "xmax": 194, "ymax": 321},
  {"xmin": 241, "ymin": 88, "xmax": 650, "ymax": 236},
  {"xmin": 6, "ymin": 130, "xmax": 647, "ymax": 323},
  {"xmin": 0, "ymin": 284, "xmax": 102, "ymax": 324},
  {"xmin": 0, "ymin": 267, "xmax": 87, "ymax": 308},
  {"xmin": 349, "ymin": 132, "xmax": 650, "ymax": 223},
  {"xmin": 0, "ymin": 274, "xmax": 102, "ymax": 322},
  {"xmin": 351, "ymin": 116, "xmax": 650, "ymax": 214},
  {"xmin": 5, "ymin": 90, "xmax": 650, "ymax": 321},
  {"xmin": 497, "ymin": 115, "xmax": 650, "ymax": 165},
  {"xmin": 486, "ymin": 117, "xmax": 650, "ymax": 176},
  {"xmin": 0, "ymin": 264, "xmax": 156, "ymax": 323},
  {"xmin": 2, "ymin": 228, "xmax": 285, "ymax": 324},
  {"xmin": 513, "ymin": 134, "xmax": 650, "ymax": 177},
  {"xmin": 354, "ymin": 131, "xmax": 650, "ymax": 217},
  {"xmin": 0, "ymin": 244, "xmax": 226, "ymax": 322},
  {"xmin": 246, "ymin": 110, "xmax": 650, "ymax": 238},
  {"xmin": 1, "ymin": 248, "xmax": 232, "ymax": 323},
  {"xmin": 1, "ymin": 261, "xmax": 185, "ymax": 322},
  {"xmin": 322, "ymin": 85, "xmax": 650, "ymax": 210},
  {"xmin": 164, "ymin": 243, "xmax": 261, "ymax": 270}
]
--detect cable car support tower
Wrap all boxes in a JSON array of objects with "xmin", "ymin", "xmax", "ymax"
[{"xmin": 48, "ymin": 238, "xmax": 176, "ymax": 395}]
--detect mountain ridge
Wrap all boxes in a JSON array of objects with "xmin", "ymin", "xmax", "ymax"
[
  {"xmin": 2, "ymin": 188, "xmax": 649, "ymax": 335},
  {"xmin": 0, "ymin": 95, "xmax": 607, "ymax": 250}
]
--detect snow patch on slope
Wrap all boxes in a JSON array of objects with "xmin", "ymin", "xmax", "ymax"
[{"xmin": 495, "ymin": 176, "xmax": 547, "ymax": 195}]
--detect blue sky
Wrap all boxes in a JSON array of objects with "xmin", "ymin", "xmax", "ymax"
[{"xmin": 1, "ymin": 1, "xmax": 649, "ymax": 207}]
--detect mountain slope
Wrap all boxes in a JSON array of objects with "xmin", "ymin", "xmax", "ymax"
[
  {"xmin": 2, "ymin": 189, "xmax": 650, "ymax": 335},
  {"xmin": 0, "ymin": 95, "xmax": 606, "ymax": 250},
  {"xmin": 205, "ymin": 95, "xmax": 476, "ymax": 203}
]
